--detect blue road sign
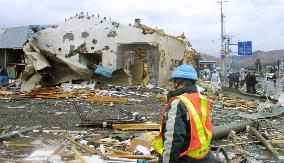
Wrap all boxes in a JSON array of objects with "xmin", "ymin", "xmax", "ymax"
[{"xmin": 238, "ymin": 41, "xmax": 252, "ymax": 55}]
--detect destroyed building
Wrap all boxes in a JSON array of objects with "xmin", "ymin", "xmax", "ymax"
[
  {"xmin": 0, "ymin": 26, "xmax": 31, "ymax": 81},
  {"xmin": 21, "ymin": 13, "xmax": 196, "ymax": 91}
]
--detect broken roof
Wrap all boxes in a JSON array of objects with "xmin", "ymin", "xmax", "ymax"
[
  {"xmin": 133, "ymin": 23, "xmax": 190, "ymax": 46},
  {"xmin": 0, "ymin": 26, "xmax": 30, "ymax": 49},
  {"xmin": 0, "ymin": 25, "xmax": 52, "ymax": 49}
]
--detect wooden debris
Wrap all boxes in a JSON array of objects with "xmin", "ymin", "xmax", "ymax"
[
  {"xmin": 105, "ymin": 147, "xmax": 131, "ymax": 154},
  {"xmin": 64, "ymin": 135, "xmax": 109, "ymax": 160},
  {"xmin": 86, "ymin": 94, "xmax": 127, "ymax": 104},
  {"xmin": 71, "ymin": 146, "xmax": 87, "ymax": 163},
  {"xmin": 128, "ymin": 139, "xmax": 152, "ymax": 152},
  {"xmin": 5, "ymin": 148, "xmax": 34, "ymax": 154},
  {"xmin": 249, "ymin": 127, "xmax": 280, "ymax": 158},
  {"xmin": 218, "ymin": 139, "xmax": 284, "ymax": 148},
  {"xmin": 112, "ymin": 122, "xmax": 159, "ymax": 131},
  {"xmin": 218, "ymin": 141, "xmax": 261, "ymax": 147},
  {"xmin": 0, "ymin": 143, "xmax": 38, "ymax": 147},
  {"xmin": 104, "ymin": 154, "xmax": 156, "ymax": 160},
  {"xmin": 0, "ymin": 158, "xmax": 46, "ymax": 163},
  {"xmin": 22, "ymin": 87, "xmax": 78, "ymax": 99},
  {"xmin": 0, "ymin": 126, "xmax": 41, "ymax": 141}
]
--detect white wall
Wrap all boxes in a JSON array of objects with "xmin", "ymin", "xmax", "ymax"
[{"xmin": 34, "ymin": 13, "xmax": 188, "ymax": 86}]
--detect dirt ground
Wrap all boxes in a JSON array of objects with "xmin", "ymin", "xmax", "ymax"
[{"xmin": 0, "ymin": 87, "xmax": 283, "ymax": 162}]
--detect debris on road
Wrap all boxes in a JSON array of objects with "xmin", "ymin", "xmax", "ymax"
[{"xmin": 0, "ymin": 13, "xmax": 284, "ymax": 163}]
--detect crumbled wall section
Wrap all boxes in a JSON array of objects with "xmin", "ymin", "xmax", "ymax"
[
  {"xmin": 81, "ymin": 32, "xmax": 89, "ymax": 38},
  {"xmin": 63, "ymin": 33, "xmax": 74, "ymax": 42},
  {"xmin": 21, "ymin": 13, "xmax": 193, "ymax": 90}
]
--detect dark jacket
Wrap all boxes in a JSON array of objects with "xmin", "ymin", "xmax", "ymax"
[
  {"xmin": 160, "ymin": 85, "xmax": 213, "ymax": 163},
  {"xmin": 250, "ymin": 74, "xmax": 257, "ymax": 85},
  {"xmin": 245, "ymin": 74, "xmax": 251, "ymax": 85}
]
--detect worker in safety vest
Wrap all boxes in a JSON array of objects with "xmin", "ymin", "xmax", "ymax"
[{"xmin": 152, "ymin": 64, "xmax": 214, "ymax": 163}]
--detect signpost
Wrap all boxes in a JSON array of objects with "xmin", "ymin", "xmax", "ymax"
[
  {"xmin": 238, "ymin": 41, "xmax": 252, "ymax": 55},
  {"xmin": 220, "ymin": 49, "xmax": 225, "ymax": 60}
]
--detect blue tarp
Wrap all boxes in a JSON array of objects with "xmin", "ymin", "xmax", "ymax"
[
  {"xmin": 95, "ymin": 65, "xmax": 115, "ymax": 78},
  {"xmin": 0, "ymin": 75, "xmax": 8, "ymax": 85}
]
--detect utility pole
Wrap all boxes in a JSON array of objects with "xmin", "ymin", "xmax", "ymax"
[{"xmin": 217, "ymin": 0, "xmax": 228, "ymax": 78}]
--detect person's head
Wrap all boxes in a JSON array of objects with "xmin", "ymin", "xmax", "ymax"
[{"xmin": 171, "ymin": 64, "xmax": 197, "ymax": 90}]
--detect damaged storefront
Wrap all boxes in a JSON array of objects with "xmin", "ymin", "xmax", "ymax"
[
  {"xmin": 0, "ymin": 27, "xmax": 30, "ymax": 84},
  {"xmin": 21, "ymin": 13, "xmax": 196, "ymax": 92}
]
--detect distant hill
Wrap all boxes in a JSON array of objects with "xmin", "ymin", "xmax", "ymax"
[
  {"xmin": 199, "ymin": 53, "xmax": 221, "ymax": 64},
  {"xmin": 230, "ymin": 49, "xmax": 284, "ymax": 70}
]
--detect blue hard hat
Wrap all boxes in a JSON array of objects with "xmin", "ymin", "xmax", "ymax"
[{"xmin": 171, "ymin": 64, "xmax": 198, "ymax": 81}]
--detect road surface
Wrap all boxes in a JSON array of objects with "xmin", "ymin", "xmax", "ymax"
[
  {"xmin": 259, "ymin": 78, "xmax": 284, "ymax": 105},
  {"xmin": 259, "ymin": 78, "xmax": 283, "ymax": 95}
]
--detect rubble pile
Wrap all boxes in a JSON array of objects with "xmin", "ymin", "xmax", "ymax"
[{"xmin": 0, "ymin": 82, "xmax": 284, "ymax": 162}]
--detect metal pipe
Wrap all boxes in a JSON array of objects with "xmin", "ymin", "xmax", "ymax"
[{"xmin": 213, "ymin": 120, "xmax": 254, "ymax": 140}]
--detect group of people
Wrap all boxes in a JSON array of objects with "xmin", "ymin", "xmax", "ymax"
[
  {"xmin": 228, "ymin": 72, "xmax": 258, "ymax": 94},
  {"xmin": 244, "ymin": 72, "xmax": 257, "ymax": 94},
  {"xmin": 228, "ymin": 72, "xmax": 240, "ymax": 89}
]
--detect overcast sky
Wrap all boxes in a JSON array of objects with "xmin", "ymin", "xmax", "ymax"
[{"xmin": 0, "ymin": 0, "xmax": 283, "ymax": 57}]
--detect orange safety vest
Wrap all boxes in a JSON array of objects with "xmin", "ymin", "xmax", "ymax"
[{"xmin": 151, "ymin": 92, "xmax": 213, "ymax": 159}]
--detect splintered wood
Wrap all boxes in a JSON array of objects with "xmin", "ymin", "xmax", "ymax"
[
  {"xmin": 24, "ymin": 87, "xmax": 78, "ymax": 99},
  {"xmin": 86, "ymin": 94, "xmax": 127, "ymax": 104},
  {"xmin": 210, "ymin": 94, "xmax": 258, "ymax": 112},
  {"xmin": 112, "ymin": 122, "xmax": 160, "ymax": 131},
  {"xmin": 223, "ymin": 96, "xmax": 258, "ymax": 112}
]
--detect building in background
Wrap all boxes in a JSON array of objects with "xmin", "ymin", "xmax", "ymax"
[
  {"xmin": 198, "ymin": 60, "xmax": 216, "ymax": 78},
  {"xmin": 20, "ymin": 13, "xmax": 196, "ymax": 91},
  {"xmin": 0, "ymin": 26, "xmax": 32, "ymax": 80}
]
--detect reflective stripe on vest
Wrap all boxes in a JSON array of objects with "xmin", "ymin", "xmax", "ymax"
[
  {"xmin": 151, "ymin": 93, "xmax": 212, "ymax": 159},
  {"xmin": 178, "ymin": 95, "xmax": 212, "ymax": 158}
]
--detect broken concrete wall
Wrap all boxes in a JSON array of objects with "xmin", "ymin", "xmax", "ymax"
[
  {"xmin": 21, "ymin": 13, "xmax": 194, "ymax": 91},
  {"xmin": 157, "ymin": 37, "xmax": 188, "ymax": 86},
  {"xmin": 116, "ymin": 44, "xmax": 159, "ymax": 84}
]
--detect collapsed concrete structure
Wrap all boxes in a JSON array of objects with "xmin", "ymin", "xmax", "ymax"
[{"xmin": 21, "ymin": 13, "xmax": 196, "ymax": 91}]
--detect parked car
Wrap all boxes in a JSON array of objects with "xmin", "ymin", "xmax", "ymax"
[{"xmin": 266, "ymin": 73, "xmax": 275, "ymax": 80}]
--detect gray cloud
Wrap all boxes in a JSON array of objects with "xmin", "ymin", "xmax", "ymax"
[{"xmin": 0, "ymin": 0, "xmax": 283, "ymax": 57}]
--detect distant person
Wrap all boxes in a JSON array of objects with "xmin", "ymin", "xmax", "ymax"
[
  {"xmin": 271, "ymin": 73, "xmax": 277, "ymax": 89},
  {"xmin": 211, "ymin": 70, "xmax": 221, "ymax": 94},
  {"xmin": 234, "ymin": 72, "xmax": 240, "ymax": 89},
  {"xmin": 203, "ymin": 71, "xmax": 209, "ymax": 81},
  {"xmin": 250, "ymin": 72, "xmax": 257, "ymax": 94},
  {"xmin": 245, "ymin": 72, "xmax": 251, "ymax": 93},
  {"xmin": 281, "ymin": 75, "xmax": 284, "ymax": 91},
  {"xmin": 272, "ymin": 73, "xmax": 277, "ymax": 85},
  {"xmin": 240, "ymin": 72, "xmax": 245, "ymax": 86},
  {"xmin": 228, "ymin": 73, "xmax": 234, "ymax": 88}
]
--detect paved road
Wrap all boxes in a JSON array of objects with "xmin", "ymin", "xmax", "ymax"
[
  {"xmin": 259, "ymin": 78, "xmax": 283, "ymax": 95},
  {"xmin": 259, "ymin": 78, "xmax": 284, "ymax": 104}
]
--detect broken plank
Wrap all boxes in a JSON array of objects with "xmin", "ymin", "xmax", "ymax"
[
  {"xmin": 0, "ymin": 158, "xmax": 48, "ymax": 163},
  {"xmin": 6, "ymin": 148, "xmax": 34, "ymax": 154},
  {"xmin": 1, "ymin": 143, "xmax": 38, "ymax": 147},
  {"xmin": 270, "ymin": 139, "xmax": 284, "ymax": 144},
  {"xmin": 105, "ymin": 147, "xmax": 131, "ymax": 154},
  {"xmin": 112, "ymin": 122, "xmax": 159, "ymax": 131},
  {"xmin": 64, "ymin": 135, "xmax": 109, "ymax": 160},
  {"xmin": 0, "ymin": 126, "xmax": 41, "ymax": 141},
  {"xmin": 71, "ymin": 146, "xmax": 87, "ymax": 163},
  {"xmin": 104, "ymin": 154, "xmax": 156, "ymax": 160},
  {"xmin": 249, "ymin": 127, "xmax": 280, "ymax": 158},
  {"xmin": 218, "ymin": 141, "xmax": 261, "ymax": 147},
  {"xmin": 86, "ymin": 95, "xmax": 127, "ymax": 104}
]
